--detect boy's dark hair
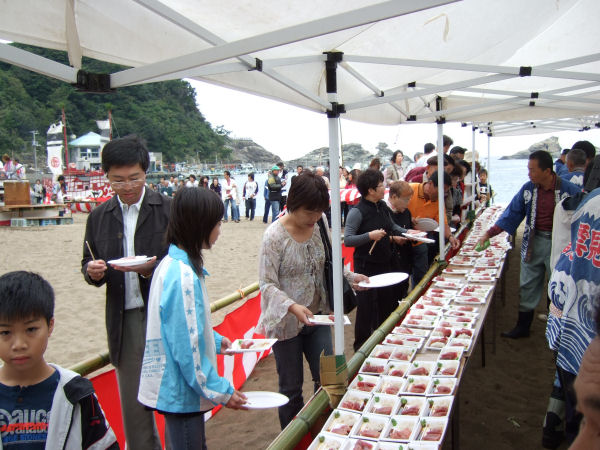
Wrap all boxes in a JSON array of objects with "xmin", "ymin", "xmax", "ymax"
[
  {"xmin": 572, "ymin": 140, "xmax": 596, "ymax": 161},
  {"xmin": 166, "ymin": 187, "xmax": 224, "ymax": 276},
  {"xmin": 101, "ymin": 134, "xmax": 150, "ymax": 173},
  {"xmin": 0, "ymin": 271, "xmax": 54, "ymax": 324},
  {"xmin": 189, "ymin": 174, "xmax": 196, "ymax": 181},
  {"xmin": 286, "ymin": 172, "xmax": 329, "ymax": 213},
  {"xmin": 444, "ymin": 154, "xmax": 455, "ymax": 168},
  {"xmin": 457, "ymin": 159, "xmax": 471, "ymax": 173},
  {"xmin": 357, "ymin": 169, "xmax": 384, "ymax": 197},
  {"xmin": 424, "ymin": 143, "xmax": 435, "ymax": 154},
  {"xmin": 248, "ymin": 172, "xmax": 255, "ymax": 180},
  {"xmin": 479, "ymin": 168, "xmax": 488, "ymax": 176},
  {"xmin": 567, "ymin": 148, "xmax": 587, "ymax": 167},
  {"xmin": 224, "ymin": 170, "xmax": 231, "ymax": 177},
  {"xmin": 443, "ymin": 135, "xmax": 453, "ymax": 147},
  {"xmin": 429, "ymin": 170, "xmax": 451, "ymax": 188},
  {"xmin": 529, "ymin": 150, "xmax": 554, "ymax": 172},
  {"xmin": 426, "ymin": 156, "xmax": 439, "ymax": 166},
  {"xmin": 449, "ymin": 146, "xmax": 465, "ymax": 156}
]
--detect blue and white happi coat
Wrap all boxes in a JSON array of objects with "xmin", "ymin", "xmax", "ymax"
[
  {"xmin": 138, "ymin": 244, "xmax": 233, "ymax": 413},
  {"xmin": 547, "ymin": 188, "xmax": 600, "ymax": 375}
]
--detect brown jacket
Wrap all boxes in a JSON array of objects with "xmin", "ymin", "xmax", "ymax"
[{"xmin": 81, "ymin": 189, "xmax": 171, "ymax": 366}]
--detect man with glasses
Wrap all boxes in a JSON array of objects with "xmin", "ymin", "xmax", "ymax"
[{"xmin": 81, "ymin": 135, "xmax": 170, "ymax": 450}]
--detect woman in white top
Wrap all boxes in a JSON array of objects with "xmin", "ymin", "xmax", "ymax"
[
  {"xmin": 384, "ymin": 150, "xmax": 405, "ymax": 187},
  {"xmin": 257, "ymin": 172, "xmax": 368, "ymax": 429}
]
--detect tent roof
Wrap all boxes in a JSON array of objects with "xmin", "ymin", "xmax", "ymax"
[
  {"xmin": 1, "ymin": 0, "xmax": 599, "ymax": 131},
  {"xmin": 69, "ymin": 131, "xmax": 103, "ymax": 147}
]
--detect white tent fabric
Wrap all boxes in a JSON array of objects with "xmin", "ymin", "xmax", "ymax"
[{"xmin": 1, "ymin": 0, "xmax": 599, "ymax": 127}]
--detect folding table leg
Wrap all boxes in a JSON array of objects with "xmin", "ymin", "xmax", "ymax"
[
  {"xmin": 480, "ymin": 325, "xmax": 486, "ymax": 368},
  {"xmin": 452, "ymin": 392, "xmax": 460, "ymax": 450}
]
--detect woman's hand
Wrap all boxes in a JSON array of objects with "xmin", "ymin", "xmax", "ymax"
[
  {"xmin": 226, "ymin": 390, "xmax": 248, "ymax": 410},
  {"xmin": 352, "ymin": 273, "xmax": 370, "ymax": 291},
  {"xmin": 220, "ymin": 337, "xmax": 232, "ymax": 354},
  {"xmin": 369, "ymin": 228, "xmax": 387, "ymax": 241},
  {"xmin": 288, "ymin": 303, "xmax": 314, "ymax": 325},
  {"xmin": 392, "ymin": 235, "xmax": 408, "ymax": 245}
]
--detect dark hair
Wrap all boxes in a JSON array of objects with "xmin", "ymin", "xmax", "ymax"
[
  {"xmin": 101, "ymin": 134, "xmax": 150, "ymax": 173},
  {"xmin": 457, "ymin": 159, "xmax": 471, "ymax": 173},
  {"xmin": 390, "ymin": 150, "xmax": 404, "ymax": 163},
  {"xmin": 426, "ymin": 156, "xmax": 439, "ymax": 166},
  {"xmin": 57, "ymin": 175, "xmax": 65, "ymax": 182},
  {"xmin": 369, "ymin": 158, "xmax": 381, "ymax": 170},
  {"xmin": 224, "ymin": 170, "xmax": 231, "ymax": 177},
  {"xmin": 583, "ymin": 155, "xmax": 600, "ymax": 192},
  {"xmin": 297, "ymin": 165, "xmax": 303, "ymax": 170},
  {"xmin": 444, "ymin": 154, "xmax": 455, "ymax": 168},
  {"xmin": 443, "ymin": 135, "xmax": 453, "ymax": 147},
  {"xmin": 189, "ymin": 174, "xmax": 196, "ymax": 181},
  {"xmin": 424, "ymin": 143, "xmax": 435, "ymax": 154},
  {"xmin": 165, "ymin": 188, "xmax": 224, "ymax": 275},
  {"xmin": 429, "ymin": 170, "xmax": 451, "ymax": 188},
  {"xmin": 357, "ymin": 169, "xmax": 384, "ymax": 196},
  {"xmin": 529, "ymin": 150, "xmax": 554, "ymax": 172},
  {"xmin": 567, "ymin": 148, "xmax": 587, "ymax": 167},
  {"xmin": 349, "ymin": 169, "xmax": 361, "ymax": 184},
  {"xmin": 479, "ymin": 168, "xmax": 488, "ymax": 176},
  {"xmin": 450, "ymin": 165, "xmax": 463, "ymax": 178},
  {"xmin": 248, "ymin": 172, "xmax": 255, "ymax": 180},
  {"xmin": 572, "ymin": 140, "xmax": 596, "ymax": 161},
  {"xmin": 0, "ymin": 271, "xmax": 54, "ymax": 324},
  {"xmin": 286, "ymin": 172, "xmax": 329, "ymax": 213},
  {"xmin": 449, "ymin": 146, "xmax": 465, "ymax": 155}
]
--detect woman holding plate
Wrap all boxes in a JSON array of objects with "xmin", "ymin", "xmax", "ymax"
[{"xmin": 258, "ymin": 172, "xmax": 369, "ymax": 429}]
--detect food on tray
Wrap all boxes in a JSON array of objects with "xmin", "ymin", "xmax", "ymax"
[
  {"xmin": 431, "ymin": 379, "xmax": 453, "ymax": 394},
  {"xmin": 436, "ymin": 361, "xmax": 458, "ymax": 377},
  {"xmin": 357, "ymin": 417, "xmax": 384, "ymax": 439},
  {"xmin": 354, "ymin": 375, "xmax": 377, "ymax": 392},
  {"xmin": 454, "ymin": 329, "xmax": 473, "ymax": 338},
  {"xmin": 428, "ymin": 337, "xmax": 447, "ymax": 348},
  {"xmin": 327, "ymin": 411, "xmax": 357, "ymax": 435},
  {"xmin": 421, "ymin": 298, "xmax": 445, "ymax": 307},
  {"xmin": 388, "ymin": 418, "xmax": 414, "ymax": 440},
  {"xmin": 406, "ymin": 378, "xmax": 428, "ymax": 394},
  {"xmin": 455, "ymin": 296, "xmax": 482, "ymax": 304},
  {"xmin": 341, "ymin": 395, "xmax": 368, "ymax": 412},
  {"xmin": 387, "ymin": 364, "xmax": 408, "ymax": 378},
  {"xmin": 440, "ymin": 350, "xmax": 459, "ymax": 360},
  {"xmin": 372, "ymin": 348, "xmax": 392, "ymax": 359},
  {"xmin": 432, "ymin": 327, "xmax": 452, "ymax": 338},
  {"xmin": 392, "ymin": 348, "xmax": 414, "ymax": 361},
  {"xmin": 351, "ymin": 440, "xmax": 374, "ymax": 450},
  {"xmin": 379, "ymin": 377, "xmax": 404, "ymax": 395},
  {"xmin": 369, "ymin": 395, "xmax": 396, "ymax": 415},
  {"xmin": 428, "ymin": 398, "xmax": 451, "ymax": 417},
  {"xmin": 420, "ymin": 419, "xmax": 445, "ymax": 441},
  {"xmin": 362, "ymin": 361, "xmax": 385, "ymax": 374},
  {"xmin": 315, "ymin": 435, "xmax": 342, "ymax": 450},
  {"xmin": 408, "ymin": 363, "xmax": 430, "ymax": 376}
]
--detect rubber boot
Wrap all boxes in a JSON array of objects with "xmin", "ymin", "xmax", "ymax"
[{"xmin": 501, "ymin": 310, "xmax": 534, "ymax": 338}]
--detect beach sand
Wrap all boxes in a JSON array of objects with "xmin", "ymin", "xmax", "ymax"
[{"xmin": 0, "ymin": 216, "xmax": 561, "ymax": 449}]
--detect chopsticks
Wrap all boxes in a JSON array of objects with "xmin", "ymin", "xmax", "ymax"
[
  {"xmin": 368, "ymin": 240, "xmax": 378, "ymax": 255},
  {"xmin": 85, "ymin": 240, "xmax": 96, "ymax": 261}
]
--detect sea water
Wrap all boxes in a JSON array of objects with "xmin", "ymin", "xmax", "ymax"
[{"xmin": 227, "ymin": 158, "xmax": 530, "ymax": 220}]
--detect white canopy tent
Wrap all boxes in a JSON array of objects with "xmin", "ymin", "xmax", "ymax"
[{"xmin": 2, "ymin": 0, "xmax": 599, "ymax": 354}]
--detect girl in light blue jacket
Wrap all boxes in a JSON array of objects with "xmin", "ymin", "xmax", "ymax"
[{"xmin": 138, "ymin": 187, "xmax": 247, "ymax": 449}]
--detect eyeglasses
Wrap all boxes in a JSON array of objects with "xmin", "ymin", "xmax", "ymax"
[{"xmin": 110, "ymin": 179, "xmax": 146, "ymax": 189}]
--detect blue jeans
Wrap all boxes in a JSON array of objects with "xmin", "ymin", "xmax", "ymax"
[
  {"xmin": 164, "ymin": 412, "xmax": 207, "ymax": 450},
  {"xmin": 263, "ymin": 199, "xmax": 271, "ymax": 223},
  {"xmin": 270, "ymin": 200, "xmax": 280, "ymax": 222},
  {"xmin": 272, "ymin": 325, "xmax": 332, "ymax": 429},
  {"xmin": 223, "ymin": 198, "xmax": 239, "ymax": 221},
  {"xmin": 245, "ymin": 198, "xmax": 256, "ymax": 220}
]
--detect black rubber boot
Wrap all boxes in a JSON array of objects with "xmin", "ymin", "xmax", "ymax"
[{"xmin": 501, "ymin": 310, "xmax": 534, "ymax": 338}]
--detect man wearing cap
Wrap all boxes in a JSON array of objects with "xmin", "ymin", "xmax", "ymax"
[
  {"xmin": 555, "ymin": 149, "xmax": 570, "ymax": 178},
  {"xmin": 267, "ymin": 165, "xmax": 284, "ymax": 221}
]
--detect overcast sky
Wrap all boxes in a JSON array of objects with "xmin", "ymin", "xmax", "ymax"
[{"xmin": 190, "ymin": 79, "xmax": 600, "ymax": 163}]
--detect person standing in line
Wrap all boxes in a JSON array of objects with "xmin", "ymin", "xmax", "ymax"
[
  {"xmin": 288, "ymin": 165, "xmax": 303, "ymax": 188},
  {"xmin": 416, "ymin": 143, "xmax": 436, "ymax": 167},
  {"xmin": 33, "ymin": 179, "xmax": 45, "ymax": 204},
  {"xmin": 210, "ymin": 177, "xmax": 222, "ymax": 197},
  {"xmin": 258, "ymin": 172, "xmax": 368, "ymax": 429},
  {"xmin": 267, "ymin": 165, "xmax": 284, "ymax": 222},
  {"xmin": 277, "ymin": 161, "xmax": 289, "ymax": 212},
  {"xmin": 243, "ymin": 172, "xmax": 258, "ymax": 220},
  {"xmin": 477, "ymin": 150, "xmax": 581, "ymax": 339},
  {"xmin": 384, "ymin": 150, "xmax": 405, "ymax": 187},
  {"xmin": 138, "ymin": 188, "xmax": 247, "ymax": 449},
  {"xmin": 562, "ymin": 148, "xmax": 587, "ymax": 188},
  {"xmin": 186, "ymin": 174, "xmax": 198, "ymax": 188},
  {"xmin": 263, "ymin": 173, "xmax": 272, "ymax": 224},
  {"xmin": 344, "ymin": 169, "xmax": 410, "ymax": 351},
  {"xmin": 554, "ymin": 148, "xmax": 570, "ymax": 178},
  {"xmin": 82, "ymin": 135, "xmax": 170, "ymax": 450},
  {"xmin": 222, "ymin": 170, "xmax": 240, "ymax": 223}
]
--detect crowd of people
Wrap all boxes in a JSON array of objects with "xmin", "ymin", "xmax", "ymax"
[{"xmin": 1, "ymin": 132, "xmax": 599, "ymax": 449}]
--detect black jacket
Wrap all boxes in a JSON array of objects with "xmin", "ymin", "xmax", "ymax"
[{"xmin": 81, "ymin": 189, "xmax": 171, "ymax": 366}]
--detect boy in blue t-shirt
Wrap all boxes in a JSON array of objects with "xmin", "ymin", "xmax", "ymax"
[{"xmin": 0, "ymin": 271, "xmax": 118, "ymax": 449}]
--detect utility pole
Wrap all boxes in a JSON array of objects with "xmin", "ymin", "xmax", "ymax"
[{"xmin": 30, "ymin": 130, "xmax": 39, "ymax": 172}]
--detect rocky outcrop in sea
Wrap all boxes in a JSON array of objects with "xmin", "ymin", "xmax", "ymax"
[{"xmin": 499, "ymin": 136, "xmax": 562, "ymax": 160}]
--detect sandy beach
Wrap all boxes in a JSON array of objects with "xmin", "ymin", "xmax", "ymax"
[{"xmin": 0, "ymin": 215, "xmax": 561, "ymax": 449}]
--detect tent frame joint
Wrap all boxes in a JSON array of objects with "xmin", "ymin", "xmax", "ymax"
[
  {"xmin": 73, "ymin": 70, "xmax": 114, "ymax": 93},
  {"xmin": 250, "ymin": 58, "xmax": 263, "ymax": 72},
  {"xmin": 327, "ymin": 102, "xmax": 346, "ymax": 118},
  {"xmin": 519, "ymin": 66, "xmax": 532, "ymax": 77}
]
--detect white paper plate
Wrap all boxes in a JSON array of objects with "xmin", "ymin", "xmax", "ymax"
[
  {"xmin": 309, "ymin": 315, "xmax": 351, "ymax": 325},
  {"xmin": 107, "ymin": 255, "xmax": 151, "ymax": 267},
  {"xmin": 433, "ymin": 226, "xmax": 456, "ymax": 233},
  {"xmin": 358, "ymin": 272, "xmax": 409, "ymax": 288},
  {"xmin": 243, "ymin": 391, "xmax": 289, "ymax": 409},
  {"xmin": 414, "ymin": 218, "xmax": 439, "ymax": 232},
  {"xmin": 225, "ymin": 338, "xmax": 277, "ymax": 353},
  {"xmin": 402, "ymin": 233, "xmax": 435, "ymax": 244}
]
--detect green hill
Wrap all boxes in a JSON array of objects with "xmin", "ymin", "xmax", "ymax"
[{"xmin": 0, "ymin": 44, "xmax": 230, "ymax": 166}]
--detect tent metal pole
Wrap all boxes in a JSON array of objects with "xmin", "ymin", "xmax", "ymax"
[
  {"xmin": 471, "ymin": 126, "xmax": 477, "ymax": 210},
  {"xmin": 437, "ymin": 120, "xmax": 445, "ymax": 261},
  {"xmin": 0, "ymin": 42, "xmax": 77, "ymax": 83},
  {"xmin": 487, "ymin": 134, "xmax": 491, "ymax": 203},
  {"xmin": 325, "ymin": 52, "xmax": 345, "ymax": 356}
]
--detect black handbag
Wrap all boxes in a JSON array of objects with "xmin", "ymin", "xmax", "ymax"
[{"xmin": 317, "ymin": 218, "xmax": 357, "ymax": 314}]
